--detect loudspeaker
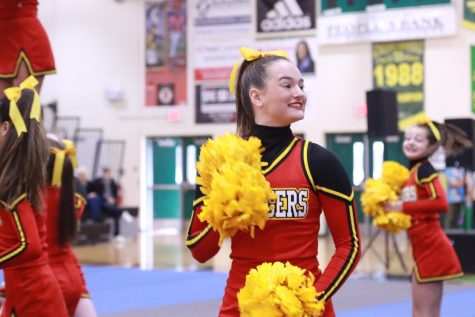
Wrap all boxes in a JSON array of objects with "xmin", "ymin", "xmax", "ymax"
[
  {"xmin": 446, "ymin": 233, "xmax": 475, "ymax": 274},
  {"xmin": 366, "ymin": 89, "xmax": 399, "ymax": 138},
  {"xmin": 445, "ymin": 118, "xmax": 475, "ymax": 169}
]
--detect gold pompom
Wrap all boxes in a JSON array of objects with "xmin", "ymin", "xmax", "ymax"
[
  {"xmin": 381, "ymin": 161, "xmax": 410, "ymax": 194},
  {"xmin": 196, "ymin": 133, "xmax": 276, "ymax": 245},
  {"xmin": 238, "ymin": 262, "xmax": 325, "ymax": 317},
  {"xmin": 361, "ymin": 161, "xmax": 411, "ymax": 233}
]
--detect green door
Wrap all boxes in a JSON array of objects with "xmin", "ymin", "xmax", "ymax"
[
  {"xmin": 150, "ymin": 136, "xmax": 210, "ymax": 220},
  {"xmin": 326, "ymin": 133, "xmax": 365, "ymax": 222}
]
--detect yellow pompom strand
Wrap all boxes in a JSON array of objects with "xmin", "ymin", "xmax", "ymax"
[
  {"xmin": 361, "ymin": 161, "xmax": 412, "ymax": 233},
  {"xmin": 373, "ymin": 212, "xmax": 412, "ymax": 233},
  {"xmin": 238, "ymin": 262, "xmax": 325, "ymax": 317},
  {"xmin": 361, "ymin": 178, "xmax": 397, "ymax": 218},
  {"xmin": 381, "ymin": 161, "xmax": 410, "ymax": 194},
  {"xmin": 196, "ymin": 133, "xmax": 276, "ymax": 245}
]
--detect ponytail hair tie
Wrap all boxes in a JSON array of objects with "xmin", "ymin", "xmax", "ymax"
[
  {"xmin": 229, "ymin": 47, "xmax": 288, "ymax": 95},
  {"xmin": 3, "ymin": 76, "xmax": 41, "ymax": 137}
]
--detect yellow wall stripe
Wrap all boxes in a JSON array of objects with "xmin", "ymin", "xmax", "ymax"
[
  {"xmin": 263, "ymin": 137, "xmax": 298, "ymax": 174},
  {"xmin": 0, "ymin": 211, "xmax": 27, "ymax": 264},
  {"xmin": 321, "ymin": 204, "xmax": 359, "ymax": 301}
]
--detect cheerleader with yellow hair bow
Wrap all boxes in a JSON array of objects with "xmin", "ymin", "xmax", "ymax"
[
  {"xmin": 0, "ymin": 80, "xmax": 69, "ymax": 316},
  {"xmin": 386, "ymin": 113, "xmax": 472, "ymax": 317},
  {"xmin": 44, "ymin": 136, "xmax": 98, "ymax": 317},
  {"xmin": 186, "ymin": 47, "xmax": 361, "ymax": 317}
]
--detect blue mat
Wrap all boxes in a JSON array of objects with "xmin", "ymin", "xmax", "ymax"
[
  {"xmin": 82, "ymin": 266, "xmax": 227, "ymax": 314},
  {"xmin": 338, "ymin": 288, "xmax": 475, "ymax": 317}
]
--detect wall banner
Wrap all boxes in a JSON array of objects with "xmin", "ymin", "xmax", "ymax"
[
  {"xmin": 372, "ymin": 40, "xmax": 424, "ymax": 120},
  {"xmin": 194, "ymin": 0, "xmax": 252, "ymax": 36},
  {"xmin": 195, "ymin": 83, "xmax": 236, "ymax": 123},
  {"xmin": 465, "ymin": 0, "xmax": 475, "ymax": 30},
  {"xmin": 145, "ymin": 1, "xmax": 187, "ymax": 107},
  {"xmin": 256, "ymin": 0, "xmax": 316, "ymax": 38},
  {"xmin": 318, "ymin": 5, "xmax": 456, "ymax": 45}
]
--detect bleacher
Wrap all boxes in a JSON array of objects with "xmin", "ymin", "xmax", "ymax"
[{"xmin": 43, "ymin": 102, "xmax": 131, "ymax": 244}]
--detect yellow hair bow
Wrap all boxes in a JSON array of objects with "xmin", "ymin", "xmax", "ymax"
[
  {"xmin": 3, "ymin": 76, "xmax": 41, "ymax": 137},
  {"xmin": 50, "ymin": 147, "xmax": 66, "ymax": 186},
  {"xmin": 49, "ymin": 139, "xmax": 78, "ymax": 186},
  {"xmin": 229, "ymin": 47, "xmax": 289, "ymax": 95},
  {"xmin": 398, "ymin": 112, "xmax": 441, "ymax": 141},
  {"xmin": 62, "ymin": 139, "xmax": 78, "ymax": 168}
]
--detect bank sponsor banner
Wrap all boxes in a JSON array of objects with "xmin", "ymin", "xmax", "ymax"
[
  {"xmin": 472, "ymin": 46, "xmax": 475, "ymax": 114},
  {"xmin": 321, "ymin": 0, "xmax": 450, "ymax": 15},
  {"xmin": 193, "ymin": 0, "xmax": 252, "ymax": 37},
  {"xmin": 318, "ymin": 5, "xmax": 456, "ymax": 45},
  {"xmin": 256, "ymin": 0, "xmax": 316, "ymax": 38},
  {"xmin": 372, "ymin": 40, "xmax": 424, "ymax": 119},
  {"xmin": 195, "ymin": 83, "xmax": 237, "ymax": 123},
  {"xmin": 464, "ymin": 0, "xmax": 475, "ymax": 30}
]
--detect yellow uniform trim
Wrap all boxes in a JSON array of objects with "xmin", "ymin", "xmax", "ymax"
[
  {"xmin": 263, "ymin": 137, "xmax": 298, "ymax": 174},
  {"xmin": 428, "ymin": 183, "xmax": 436, "ymax": 199},
  {"xmin": 302, "ymin": 141, "xmax": 316, "ymax": 190},
  {"xmin": 0, "ymin": 211, "xmax": 27, "ymax": 264},
  {"xmin": 0, "ymin": 193, "xmax": 27, "ymax": 210},
  {"xmin": 75, "ymin": 193, "xmax": 87, "ymax": 209},
  {"xmin": 186, "ymin": 224, "xmax": 212, "ymax": 247},
  {"xmin": 315, "ymin": 185, "xmax": 354, "ymax": 202},
  {"xmin": 414, "ymin": 266, "xmax": 464, "ymax": 283},
  {"xmin": 0, "ymin": 51, "xmax": 56, "ymax": 79},
  {"xmin": 419, "ymin": 174, "xmax": 437, "ymax": 184},
  {"xmin": 321, "ymin": 204, "xmax": 359, "ymax": 301},
  {"xmin": 193, "ymin": 196, "xmax": 205, "ymax": 207}
]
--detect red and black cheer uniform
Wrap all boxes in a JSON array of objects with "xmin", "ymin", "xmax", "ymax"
[
  {"xmin": 45, "ymin": 186, "xmax": 91, "ymax": 316},
  {"xmin": 400, "ymin": 159, "xmax": 463, "ymax": 282},
  {"xmin": 186, "ymin": 125, "xmax": 361, "ymax": 317},
  {"xmin": 0, "ymin": 0, "xmax": 56, "ymax": 78},
  {"xmin": 0, "ymin": 194, "xmax": 68, "ymax": 317}
]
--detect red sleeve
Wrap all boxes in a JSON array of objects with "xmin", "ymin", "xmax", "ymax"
[
  {"xmin": 0, "ymin": 202, "xmax": 42, "ymax": 267},
  {"xmin": 316, "ymin": 193, "xmax": 360, "ymax": 301},
  {"xmin": 185, "ymin": 193, "xmax": 220, "ymax": 263},
  {"xmin": 307, "ymin": 142, "xmax": 361, "ymax": 302},
  {"xmin": 403, "ymin": 175, "xmax": 448, "ymax": 214}
]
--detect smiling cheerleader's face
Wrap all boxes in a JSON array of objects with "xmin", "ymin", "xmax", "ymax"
[
  {"xmin": 403, "ymin": 125, "xmax": 434, "ymax": 160},
  {"xmin": 251, "ymin": 59, "xmax": 307, "ymax": 127}
]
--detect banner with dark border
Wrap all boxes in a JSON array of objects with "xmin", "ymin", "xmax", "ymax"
[{"xmin": 372, "ymin": 40, "xmax": 424, "ymax": 120}]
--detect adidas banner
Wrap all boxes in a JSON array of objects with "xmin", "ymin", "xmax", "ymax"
[{"xmin": 256, "ymin": 0, "xmax": 316, "ymax": 36}]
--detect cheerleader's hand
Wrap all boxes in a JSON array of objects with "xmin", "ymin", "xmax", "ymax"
[{"xmin": 385, "ymin": 200, "xmax": 402, "ymax": 213}]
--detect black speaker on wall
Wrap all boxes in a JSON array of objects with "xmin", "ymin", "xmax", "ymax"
[
  {"xmin": 366, "ymin": 89, "xmax": 399, "ymax": 138},
  {"xmin": 445, "ymin": 118, "xmax": 475, "ymax": 169}
]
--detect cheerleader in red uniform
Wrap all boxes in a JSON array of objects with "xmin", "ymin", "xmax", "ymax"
[
  {"xmin": 386, "ymin": 117, "xmax": 471, "ymax": 317},
  {"xmin": 186, "ymin": 48, "xmax": 361, "ymax": 317},
  {"xmin": 45, "ymin": 137, "xmax": 98, "ymax": 317},
  {"xmin": 0, "ymin": 0, "xmax": 55, "ymax": 95},
  {"xmin": 0, "ymin": 78, "xmax": 68, "ymax": 316}
]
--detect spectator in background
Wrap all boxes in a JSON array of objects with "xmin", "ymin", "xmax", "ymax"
[
  {"xmin": 87, "ymin": 167, "xmax": 123, "ymax": 237},
  {"xmin": 295, "ymin": 40, "xmax": 315, "ymax": 74}
]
